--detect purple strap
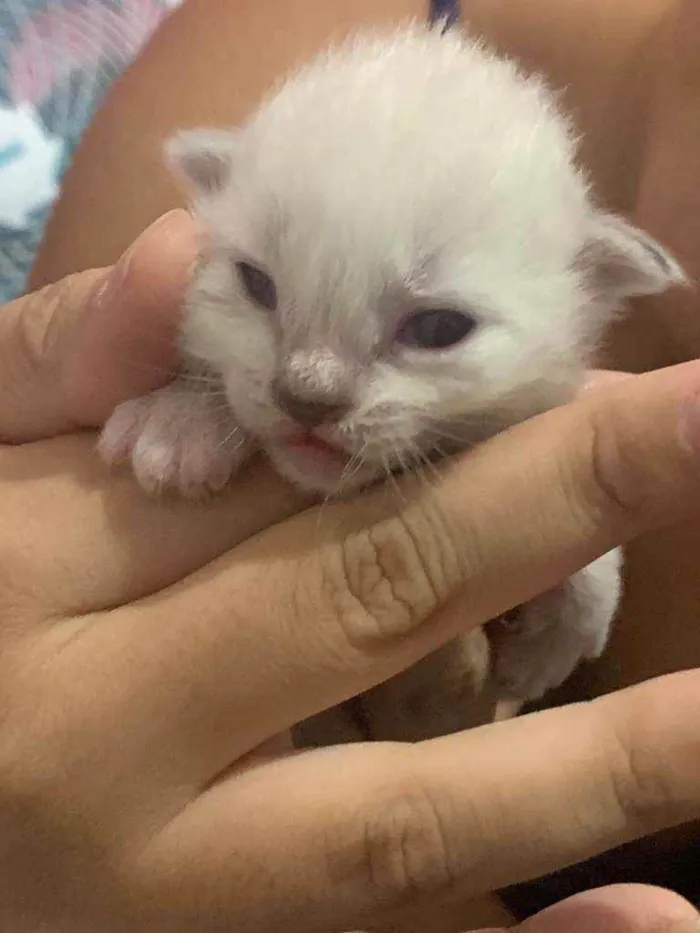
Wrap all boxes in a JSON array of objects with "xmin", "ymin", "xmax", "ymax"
[{"xmin": 429, "ymin": 0, "xmax": 461, "ymax": 30}]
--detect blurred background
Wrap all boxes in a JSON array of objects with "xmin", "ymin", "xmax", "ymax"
[{"xmin": 0, "ymin": 0, "xmax": 179, "ymax": 301}]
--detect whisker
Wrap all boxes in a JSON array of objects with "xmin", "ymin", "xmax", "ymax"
[
  {"xmin": 417, "ymin": 446, "xmax": 445, "ymax": 479},
  {"xmin": 333, "ymin": 453, "xmax": 358, "ymax": 497},
  {"xmin": 388, "ymin": 443, "xmax": 407, "ymax": 474},
  {"xmin": 103, "ymin": 355, "xmax": 227, "ymax": 394},
  {"xmin": 314, "ymin": 495, "xmax": 331, "ymax": 533},
  {"xmin": 214, "ymin": 424, "xmax": 242, "ymax": 452},
  {"xmin": 428, "ymin": 443, "xmax": 452, "ymax": 464},
  {"xmin": 338, "ymin": 446, "xmax": 368, "ymax": 494},
  {"xmin": 420, "ymin": 415, "xmax": 506, "ymax": 447},
  {"xmin": 412, "ymin": 461, "xmax": 439, "ymax": 499},
  {"xmin": 312, "ymin": 445, "xmax": 367, "ymax": 533},
  {"xmin": 177, "ymin": 373, "xmax": 226, "ymax": 387},
  {"xmin": 403, "ymin": 442, "xmax": 444, "ymax": 497},
  {"xmin": 382, "ymin": 456, "xmax": 407, "ymax": 507}
]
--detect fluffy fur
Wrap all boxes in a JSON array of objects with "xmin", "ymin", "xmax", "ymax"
[{"xmin": 99, "ymin": 24, "xmax": 686, "ymax": 735}]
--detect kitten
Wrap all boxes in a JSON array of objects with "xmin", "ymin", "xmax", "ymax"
[{"xmin": 99, "ymin": 24, "xmax": 685, "ymax": 738}]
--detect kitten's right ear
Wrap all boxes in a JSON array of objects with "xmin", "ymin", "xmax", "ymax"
[{"xmin": 165, "ymin": 128, "xmax": 239, "ymax": 197}]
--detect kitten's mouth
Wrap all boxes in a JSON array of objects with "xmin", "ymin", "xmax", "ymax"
[
  {"xmin": 271, "ymin": 430, "xmax": 377, "ymax": 493},
  {"xmin": 284, "ymin": 430, "xmax": 350, "ymax": 466},
  {"xmin": 272, "ymin": 430, "xmax": 353, "ymax": 487}
]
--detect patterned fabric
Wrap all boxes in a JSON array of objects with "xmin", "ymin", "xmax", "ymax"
[{"xmin": 0, "ymin": 0, "xmax": 180, "ymax": 301}]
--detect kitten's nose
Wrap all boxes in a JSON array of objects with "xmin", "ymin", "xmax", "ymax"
[{"xmin": 273, "ymin": 381, "xmax": 349, "ymax": 427}]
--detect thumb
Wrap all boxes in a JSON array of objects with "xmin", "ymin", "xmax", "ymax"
[
  {"xmin": 0, "ymin": 209, "xmax": 199, "ymax": 443},
  {"xmin": 513, "ymin": 885, "xmax": 700, "ymax": 933}
]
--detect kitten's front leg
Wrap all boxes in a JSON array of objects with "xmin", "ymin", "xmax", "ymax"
[
  {"xmin": 492, "ymin": 549, "xmax": 622, "ymax": 702},
  {"xmin": 355, "ymin": 628, "xmax": 493, "ymax": 741},
  {"xmin": 98, "ymin": 374, "xmax": 253, "ymax": 498},
  {"xmin": 295, "ymin": 629, "xmax": 492, "ymax": 747}
]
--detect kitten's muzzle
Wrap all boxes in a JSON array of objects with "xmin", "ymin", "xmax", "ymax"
[{"xmin": 272, "ymin": 380, "xmax": 350, "ymax": 427}]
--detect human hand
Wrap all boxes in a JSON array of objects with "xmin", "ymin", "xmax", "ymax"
[
  {"xmin": 475, "ymin": 885, "xmax": 700, "ymax": 933},
  {"xmin": 2, "ymin": 214, "xmax": 700, "ymax": 933},
  {"xmin": 0, "ymin": 209, "xmax": 195, "ymax": 442}
]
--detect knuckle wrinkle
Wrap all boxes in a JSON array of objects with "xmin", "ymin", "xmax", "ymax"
[
  {"xmin": 328, "ymin": 509, "xmax": 455, "ymax": 649},
  {"xmin": 358, "ymin": 782, "xmax": 456, "ymax": 911}
]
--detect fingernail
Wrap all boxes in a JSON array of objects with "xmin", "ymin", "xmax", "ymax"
[
  {"xmin": 146, "ymin": 207, "xmax": 191, "ymax": 237},
  {"xmin": 674, "ymin": 920, "xmax": 700, "ymax": 933},
  {"xmin": 581, "ymin": 371, "xmax": 634, "ymax": 394},
  {"xmin": 92, "ymin": 252, "xmax": 132, "ymax": 312},
  {"xmin": 93, "ymin": 210, "xmax": 189, "ymax": 310},
  {"xmin": 677, "ymin": 391, "xmax": 700, "ymax": 455}
]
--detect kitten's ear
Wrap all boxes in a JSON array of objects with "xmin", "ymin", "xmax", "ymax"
[
  {"xmin": 583, "ymin": 212, "xmax": 688, "ymax": 300},
  {"xmin": 165, "ymin": 128, "xmax": 239, "ymax": 197}
]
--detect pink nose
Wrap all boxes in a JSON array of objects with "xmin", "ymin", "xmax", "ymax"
[{"xmin": 272, "ymin": 381, "xmax": 349, "ymax": 427}]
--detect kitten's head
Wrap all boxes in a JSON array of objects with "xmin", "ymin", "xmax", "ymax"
[{"xmin": 168, "ymin": 25, "xmax": 685, "ymax": 494}]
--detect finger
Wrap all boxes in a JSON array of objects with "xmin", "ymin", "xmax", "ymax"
[
  {"xmin": 517, "ymin": 885, "xmax": 700, "ymax": 933},
  {"xmin": 581, "ymin": 369, "xmax": 635, "ymax": 393},
  {"xmin": 0, "ymin": 210, "xmax": 197, "ymax": 442},
  {"xmin": 0, "ymin": 437, "xmax": 304, "ymax": 615},
  {"xmin": 0, "ymin": 371, "xmax": 631, "ymax": 612},
  {"xmin": 82, "ymin": 359, "xmax": 700, "ymax": 776},
  {"xmin": 133, "ymin": 671, "xmax": 700, "ymax": 932}
]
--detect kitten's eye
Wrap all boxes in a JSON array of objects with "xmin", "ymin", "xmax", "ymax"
[
  {"xmin": 395, "ymin": 308, "xmax": 476, "ymax": 350},
  {"xmin": 235, "ymin": 261, "xmax": 277, "ymax": 311}
]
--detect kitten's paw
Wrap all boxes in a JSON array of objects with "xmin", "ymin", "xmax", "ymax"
[
  {"xmin": 492, "ymin": 602, "xmax": 588, "ymax": 702},
  {"xmin": 99, "ymin": 384, "xmax": 250, "ymax": 498},
  {"xmin": 491, "ymin": 552, "xmax": 621, "ymax": 702}
]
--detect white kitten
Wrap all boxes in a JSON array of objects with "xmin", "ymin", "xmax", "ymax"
[{"xmin": 100, "ymin": 24, "xmax": 685, "ymax": 732}]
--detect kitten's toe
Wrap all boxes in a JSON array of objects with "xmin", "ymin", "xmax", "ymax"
[
  {"xmin": 98, "ymin": 397, "xmax": 150, "ymax": 465},
  {"xmin": 130, "ymin": 422, "xmax": 181, "ymax": 496},
  {"xmin": 132, "ymin": 413, "xmax": 247, "ymax": 498},
  {"xmin": 99, "ymin": 388, "xmax": 249, "ymax": 498},
  {"xmin": 135, "ymin": 422, "xmax": 245, "ymax": 498}
]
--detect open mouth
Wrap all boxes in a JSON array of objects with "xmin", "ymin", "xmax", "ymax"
[
  {"xmin": 284, "ymin": 431, "xmax": 351, "ymax": 467},
  {"xmin": 270, "ymin": 430, "xmax": 381, "ymax": 494}
]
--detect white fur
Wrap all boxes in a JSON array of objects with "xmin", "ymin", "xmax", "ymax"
[
  {"xmin": 181, "ymin": 26, "xmax": 594, "ymax": 482},
  {"xmin": 101, "ymin": 24, "xmax": 685, "ymax": 713}
]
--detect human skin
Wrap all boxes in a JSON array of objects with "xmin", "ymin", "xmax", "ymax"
[
  {"xmin": 29, "ymin": 0, "xmax": 700, "ymax": 691},
  {"xmin": 3, "ymin": 211, "xmax": 700, "ymax": 933},
  {"xmin": 26, "ymin": 0, "xmax": 700, "ymax": 926}
]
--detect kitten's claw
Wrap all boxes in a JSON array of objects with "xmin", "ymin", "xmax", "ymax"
[{"xmin": 99, "ymin": 384, "xmax": 250, "ymax": 498}]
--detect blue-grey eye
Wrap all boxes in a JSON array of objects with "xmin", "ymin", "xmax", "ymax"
[
  {"xmin": 395, "ymin": 308, "xmax": 476, "ymax": 349},
  {"xmin": 236, "ymin": 261, "xmax": 277, "ymax": 311}
]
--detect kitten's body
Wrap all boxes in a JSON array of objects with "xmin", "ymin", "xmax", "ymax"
[{"xmin": 100, "ymin": 24, "xmax": 684, "ymax": 739}]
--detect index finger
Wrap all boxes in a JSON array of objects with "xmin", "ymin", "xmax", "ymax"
[{"xmin": 75, "ymin": 359, "xmax": 700, "ymax": 785}]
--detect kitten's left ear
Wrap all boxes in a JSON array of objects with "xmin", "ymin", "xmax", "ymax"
[
  {"xmin": 583, "ymin": 212, "xmax": 689, "ymax": 300},
  {"xmin": 165, "ymin": 128, "xmax": 240, "ymax": 197}
]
